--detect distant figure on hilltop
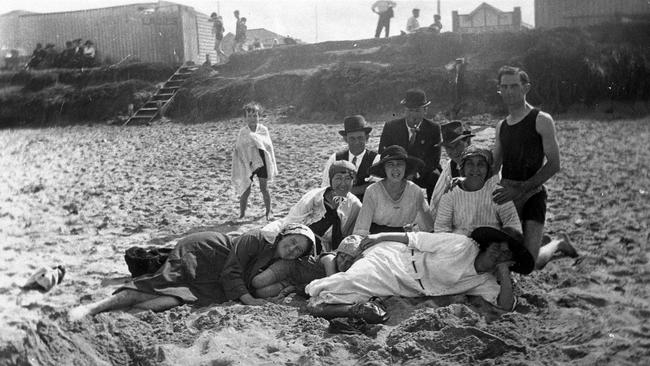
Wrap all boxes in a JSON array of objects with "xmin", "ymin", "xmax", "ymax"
[
  {"xmin": 233, "ymin": 11, "xmax": 248, "ymax": 53},
  {"xmin": 209, "ymin": 12, "xmax": 226, "ymax": 63},
  {"xmin": 371, "ymin": 0, "xmax": 396, "ymax": 38},
  {"xmin": 406, "ymin": 8, "xmax": 420, "ymax": 33}
]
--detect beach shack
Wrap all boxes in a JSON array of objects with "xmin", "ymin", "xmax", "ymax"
[{"xmin": 0, "ymin": 1, "xmax": 217, "ymax": 65}]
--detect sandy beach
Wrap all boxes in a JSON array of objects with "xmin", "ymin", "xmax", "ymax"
[{"xmin": 0, "ymin": 114, "xmax": 648, "ymax": 365}]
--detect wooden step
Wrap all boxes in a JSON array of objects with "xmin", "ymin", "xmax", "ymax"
[
  {"xmin": 159, "ymin": 87, "xmax": 177, "ymax": 94},
  {"xmin": 152, "ymin": 94, "xmax": 173, "ymax": 101}
]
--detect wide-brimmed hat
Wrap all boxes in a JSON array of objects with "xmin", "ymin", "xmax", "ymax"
[
  {"xmin": 339, "ymin": 115, "xmax": 372, "ymax": 136},
  {"xmin": 368, "ymin": 145, "xmax": 424, "ymax": 178},
  {"xmin": 400, "ymin": 89, "xmax": 430, "ymax": 108},
  {"xmin": 470, "ymin": 226, "xmax": 534, "ymax": 274},
  {"xmin": 436, "ymin": 121, "xmax": 475, "ymax": 147}
]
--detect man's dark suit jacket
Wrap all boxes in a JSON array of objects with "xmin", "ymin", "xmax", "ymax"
[{"xmin": 378, "ymin": 117, "xmax": 442, "ymax": 199}]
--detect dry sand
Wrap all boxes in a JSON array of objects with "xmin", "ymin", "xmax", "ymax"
[{"xmin": 0, "ymin": 115, "xmax": 648, "ymax": 365}]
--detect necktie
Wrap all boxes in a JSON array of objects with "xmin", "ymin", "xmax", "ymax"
[
  {"xmin": 351, "ymin": 155, "xmax": 358, "ymax": 166},
  {"xmin": 408, "ymin": 127, "xmax": 419, "ymax": 147}
]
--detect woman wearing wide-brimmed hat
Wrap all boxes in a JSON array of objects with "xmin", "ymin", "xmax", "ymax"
[{"xmin": 353, "ymin": 145, "xmax": 435, "ymax": 235}]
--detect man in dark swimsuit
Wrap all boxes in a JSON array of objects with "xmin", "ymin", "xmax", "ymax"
[{"xmin": 492, "ymin": 66, "xmax": 563, "ymax": 271}]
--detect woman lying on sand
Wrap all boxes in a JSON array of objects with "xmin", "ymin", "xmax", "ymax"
[
  {"xmin": 353, "ymin": 145, "xmax": 434, "ymax": 235},
  {"xmin": 250, "ymin": 234, "xmax": 364, "ymax": 298},
  {"xmin": 263, "ymin": 160, "xmax": 361, "ymax": 254},
  {"xmin": 306, "ymin": 227, "xmax": 535, "ymax": 323},
  {"xmin": 69, "ymin": 223, "xmax": 315, "ymax": 320},
  {"xmin": 231, "ymin": 102, "xmax": 277, "ymax": 220}
]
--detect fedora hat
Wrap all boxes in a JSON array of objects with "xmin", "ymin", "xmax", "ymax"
[
  {"xmin": 400, "ymin": 89, "xmax": 431, "ymax": 108},
  {"xmin": 368, "ymin": 145, "xmax": 424, "ymax": 178},
  {"xmin": 436, "ymin": 120, "xmax": 475, "ymax": 147},
  {"xmin": 470, "ymin": 226, "xmax": 535, "ymax": 275},
  {"xmin": 339, "ymin": 115, "xmax": 372, "ymax": 136}
]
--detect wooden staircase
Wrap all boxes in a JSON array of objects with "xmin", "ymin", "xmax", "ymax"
[{"xmin": 123, "ymin": 64, "xmax": 199, "ymax": 126}]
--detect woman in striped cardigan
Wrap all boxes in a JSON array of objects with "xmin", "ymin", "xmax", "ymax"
[{"xmin": 434, "ymin": 146, "xmax": 521, "ymax": 235}]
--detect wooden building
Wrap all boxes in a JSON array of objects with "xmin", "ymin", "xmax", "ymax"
[
  {"xmin": 535, "ymin": 0, "xmax": 650, "ymax": 28},
  {"xmin": 0, "ymin": 1, "xmax": 218, "ymax": 65},
  {"xmin": 452, "ymin": 2, "xmax": 531, "ymax": 33}
]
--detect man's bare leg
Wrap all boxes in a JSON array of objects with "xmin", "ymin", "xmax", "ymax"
[{"xmin": 537, "ymin": 233, "xmax": 578, "ymax": 269}]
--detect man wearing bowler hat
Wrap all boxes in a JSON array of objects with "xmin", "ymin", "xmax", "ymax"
[
  {"xmin": 379, "ymin": 89, "xmax": 441, "ymax": 202},
  {"xmin": 322, "ymin": 115, "xmax": 380, "ymax": 202}
]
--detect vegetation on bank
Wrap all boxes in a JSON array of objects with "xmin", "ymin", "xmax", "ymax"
[
  {"xmin": 0, "ymin": 63, "xmax": 176, "ymax": 127},
  {"xmin": 170, "ymin": 23, "xmax": 650, "ymax": 120},
  {"xmin": 0, "ymin": 23, "xmax": 648, "ymax": 127}
]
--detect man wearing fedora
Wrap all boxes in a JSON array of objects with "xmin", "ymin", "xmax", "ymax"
[
  {"xmin": 322, "ymin": 115, "xmax": 380, "ymax": 202},
  {"xmin": 379, "ymin": 89, "xmax": 441, "ymax": 202}
]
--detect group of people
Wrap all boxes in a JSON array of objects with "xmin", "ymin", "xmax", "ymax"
[
  {"xmin": 372, "ymin": 1, "xmax": 443, "ymax": 38},
  {"xmin": 26, "ymin": 38, "xmax": 97, "ymax": 70},
  {"xmin": 69, "ymin": 65, "xmax": 578, "ymax": 324}
]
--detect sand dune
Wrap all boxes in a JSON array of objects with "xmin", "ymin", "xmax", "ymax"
[{"xmin": 0, "ymin": 114, "xmax": 648, "ymax": 365}]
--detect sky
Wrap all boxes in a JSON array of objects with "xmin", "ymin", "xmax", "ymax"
[{"xmin": 0, "ymin": 0, "xmax": 535, "ymax": 43}]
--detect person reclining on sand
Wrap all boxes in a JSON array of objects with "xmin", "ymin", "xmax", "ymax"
[
  {"xmin": 306, "ymin": 227, "xmax": 535, "ymax": 323},
  {"xmin": 251, "ymin": 234, "xmax": 364, "ymax": 299},
  {"xmin": 264, "ymin": 160, "xmax": 361, "ymax": 254},
  {"xmin": 69, "ymin": 224, "xmax": 315, "ymax": 320}
]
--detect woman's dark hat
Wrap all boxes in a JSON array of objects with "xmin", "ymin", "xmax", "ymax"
[
  {"xmin": 400, "ymin": 89, "xmax": 431, "ymax": 108},
  {"xmin": 339, "ymin": 115, "xmax": 372, "ymax": 136},
  {"xmin": 471, "ymin": 226, "xmax": 535, "ymax": 275},
  {"xmin": 436, "ymin": 121, "xmax": 475, "ymax": 147},
  {"xmin": 368, "ymin": 145, "xmax": 424, "ymax": 178}
]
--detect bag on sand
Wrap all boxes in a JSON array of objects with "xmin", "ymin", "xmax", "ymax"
[{"xmin": 124, "ymin": 246, "xmax": 173, "ymax": 277}]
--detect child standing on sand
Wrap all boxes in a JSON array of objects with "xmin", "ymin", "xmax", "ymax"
[{"xmin": 231, "ymin": 102, "xmax": 277, "ymax": 220}]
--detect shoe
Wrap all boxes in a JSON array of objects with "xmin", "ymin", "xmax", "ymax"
[{"xmin": 348, "ymin": 297, "xmax": 390, "ymax": 324}]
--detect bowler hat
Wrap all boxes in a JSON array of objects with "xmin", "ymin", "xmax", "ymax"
[
  {"xmin": 339, "ymin": 115, "xmax": 372, "ymax": 136},
  {"xmin": 436, "ymin": 120, "xmax": 475, "ymax": 146},
  {"xmin": 368, "ymin": 145, "xmax": 424, "ymax": 178},
  {"xmin": 400, "ymin": 89, "xmax": 431, "ymax": 108},
  {"xmin": 471, "ymin": 226, "xmax": 535, "ymax": 275}
]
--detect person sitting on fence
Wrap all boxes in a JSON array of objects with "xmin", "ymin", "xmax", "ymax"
[
  {"xmin": 57, "ymin": 41, "xmax": 75, "ymax": 68},
  {"xmin": 26, "ymin": 43, "xmax": 46, "ymax": 69},
  {"xmin": 83, "ymin": 40, "xmax": 96, "ymax": 67}
]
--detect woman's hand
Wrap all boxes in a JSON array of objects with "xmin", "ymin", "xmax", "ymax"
[
  {"xmin": 240, "ymin": 293, "xmax": 267, "ymax": 306},
  {"xmin": 269, "ymin": 285, "xmax": 296, "ymax": 303},
  {"xmin": 495, "ymin": 261, "xmax": 515, "ymax": 283},
  {"xmin": 359, "ymin": 234, "xmax": 380, "ymax": 252}
]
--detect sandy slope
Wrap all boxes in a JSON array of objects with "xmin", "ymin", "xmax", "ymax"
[{"xmin": 0, "ymin": 115, "xmax": 648, "ymax": 365}]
